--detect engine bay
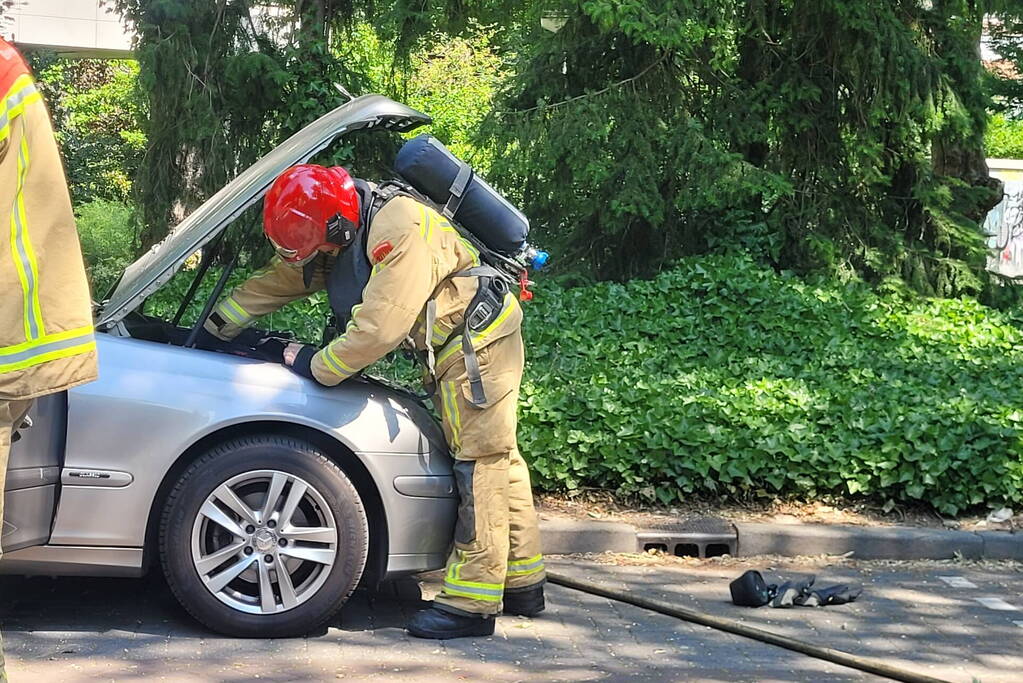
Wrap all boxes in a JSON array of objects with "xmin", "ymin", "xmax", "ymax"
[{"xmin": 118, "ymin": 311, "xmax": 291, "ymax": 364}]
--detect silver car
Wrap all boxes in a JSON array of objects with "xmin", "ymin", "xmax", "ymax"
[{"xmin": 0, "ymin": 95, "xmax": 457, "ymax": 637}]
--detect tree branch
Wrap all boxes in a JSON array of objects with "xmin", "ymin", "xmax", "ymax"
[{"xmin": 499, "ymin": 52, "xmax": 671, "ymax": 117}]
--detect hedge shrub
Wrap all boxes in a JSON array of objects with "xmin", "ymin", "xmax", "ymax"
[
  {"xmin": 76, "ymin": 199, "xmax": 137, "ymax": 296},
  {"xmin": 986, "ymin": 115, "xmax": 1023, "ymax": 160},
  {"xmin": 519, "ymin": 255, "xmax": 1023, "ymax": 515}
]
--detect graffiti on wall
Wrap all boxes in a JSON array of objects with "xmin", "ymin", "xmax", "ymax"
[{"xmin": 985, "ymin": 165, "xmax": 1023, "ymax": 279}]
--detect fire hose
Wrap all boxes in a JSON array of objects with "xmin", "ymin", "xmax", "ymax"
[{"xmin": 546, "ymin": 571, "xmax": 948, "ymax": 683}]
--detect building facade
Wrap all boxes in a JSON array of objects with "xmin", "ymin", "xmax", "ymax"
[{"xmin": 2, "ymin": 0, "xmax": 132, "ymax": 57}]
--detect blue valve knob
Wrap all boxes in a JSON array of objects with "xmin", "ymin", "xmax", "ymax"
[{"xmin": 530, "ymin": 250, "xmax": 550, "ymax": 270}]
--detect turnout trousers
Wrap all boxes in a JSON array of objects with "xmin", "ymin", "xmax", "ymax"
[
  {"xmin": 0, "ymin": 398, "xmax": 34, "ymax": 683},
  {"xmin": 432, "ymin": 329, "xmax": 546, "ymax": 616}
]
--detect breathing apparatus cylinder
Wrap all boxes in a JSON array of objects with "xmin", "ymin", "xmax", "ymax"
[{"xmin": 394, "ymin": 134, "xmax": 531, "ymax": 255}]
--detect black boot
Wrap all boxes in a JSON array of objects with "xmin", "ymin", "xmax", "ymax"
[
  {"xmin": 406, "ymin": 606, "xmax": 496, "ymax": 639},
  {"xmin": 503, "ymin": 584, "xmax": 545, "ymax": 617}
]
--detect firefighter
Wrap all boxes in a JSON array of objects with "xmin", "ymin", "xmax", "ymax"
[
  {"xmin": 0, "ymin": 38, "xmax": 99, "ymax": 680},
  {"xmin": 202, "ymin": 164, "xmax": 546, "ymax": 639}
]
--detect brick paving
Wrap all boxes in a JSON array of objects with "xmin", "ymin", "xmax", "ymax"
[{"xmin": 2, "ymin": 555, "xmax": 1021, "ymax": 681}]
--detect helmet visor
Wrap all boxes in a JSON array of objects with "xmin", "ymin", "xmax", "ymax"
[
  {"xmin": 269, "ymin": 237, "xmax": 318, "ymax": 265},
  {"xmin": 266, "ymin": 207, "xmax": 324, "ymax": 263}
]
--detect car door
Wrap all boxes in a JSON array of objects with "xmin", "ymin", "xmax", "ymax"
[{"xmin": 2, "ymin": 392, "xmax": 65, "ymax": 552}]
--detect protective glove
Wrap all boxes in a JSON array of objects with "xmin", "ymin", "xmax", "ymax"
[
  {"xmin": 770, "ymin": 575, "xmax": 816, "ymax": 608},
  {"xmin": 801, "ymin": 584, "xmax": 862, "ymax": 607},
  {"xmin": 287, "ymin": 344, "xmax": 320, "ymax": 382}
]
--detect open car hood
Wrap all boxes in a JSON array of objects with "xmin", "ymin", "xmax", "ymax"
[{"xmin": 96, "ymin": 95, "xmax": 430, "ymax": 329}]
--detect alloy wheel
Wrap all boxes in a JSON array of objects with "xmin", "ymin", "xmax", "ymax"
[{"xmin": 190, "ymin": 469, "xmax": 339, "ymax": 615}]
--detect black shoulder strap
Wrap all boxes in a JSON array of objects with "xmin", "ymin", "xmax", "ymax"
[{"xmin": 363, "ymin": 179, "xmax": 421, "ymax": 226}]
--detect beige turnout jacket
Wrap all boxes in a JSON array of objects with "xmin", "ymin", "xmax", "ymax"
[
  {"xmin": 205, "ymin": 194, "xmax": 522, "ymax": 388},
  {"xmin": 0, "ymin": 39, "xmax": 97, "ymax": 400}
]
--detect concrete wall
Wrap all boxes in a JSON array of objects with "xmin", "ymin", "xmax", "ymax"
[
  {"xmin": 985, "ymin": 159, "xmax": 1023, "ymax": 279},
  {"xmin": 2, "ymin": 0, "xmax": 132, "ymax": 57}
]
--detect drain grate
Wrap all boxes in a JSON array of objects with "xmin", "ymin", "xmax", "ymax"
[{"xmin": 637, "ymin": 516, "xmax": 737, "ymax": 558}]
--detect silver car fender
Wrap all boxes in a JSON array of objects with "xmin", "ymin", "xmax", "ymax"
[{"xmin": 50, "ymin": 335, "xmax": 455, "ymax": 572}]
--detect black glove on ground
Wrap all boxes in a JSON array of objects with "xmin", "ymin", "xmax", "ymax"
[
  {"xmin": 801, "ymin": 584, "xmax": 863, "ymax": 607},
  {"xmin": 770, "ymin": 575, "xmax": 816, "ymax": 608},
  {"xmin": 731, "ymin": 570, "xmax": 861, "ymax": 608}
]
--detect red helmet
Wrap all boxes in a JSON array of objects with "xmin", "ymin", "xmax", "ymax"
[{"xmin": 263, "ymin": 164, "xmax": 360, "ymax": 263}]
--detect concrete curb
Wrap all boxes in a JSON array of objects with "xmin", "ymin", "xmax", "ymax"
[
  {"xmin": 734, "ymin": 522, "xmax": 984, "ymax": 560},
  {"xmin": 539, "ymin": 518, "xmax": 637, "ymax": 554},
  {"xmin": 974, "ymin": 531, "xmax": 1023, "ymax": 561},
  {"xmin": 540, "ymin": 517, "xmax": 1023, "ymax": 561}
]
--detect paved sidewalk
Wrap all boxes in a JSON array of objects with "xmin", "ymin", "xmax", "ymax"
[{"xmin": 1, "ymin": 555, "xmax": 1021, "ymax": 681}]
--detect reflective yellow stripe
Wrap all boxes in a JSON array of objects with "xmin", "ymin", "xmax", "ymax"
[
  {"xmin": 0, "ymin": 75, "xmax": 42, "ymax": 143},
  {"xmin": 344, "ymin": 303, "xmax": 364, "ymax": 335},
  {"xmin": 507, "ymin": 567, "xmax": 545, "ymax": 577},
  {"xmin": 435, "ymin": 293, "xmax": 519, "ymax": 368},
  {"xmin": 0, "ymin": 326, "xmax": 96, "ymax": 374},
  {"xmin": 420, "ymin": 205, "xmax": 435, "ymax": 242},
  {"xmin": 507, "ymin": 554, "xmax": 545, "ymax": 576},
  {"xmin": 322, "ymin": 345, "xmax": 356, "ymax": 378},
  {"xmin": 436, "ymin": 339, "xmax": 461, "ymax": 369},
  {"xmin": 471, "ymin": 293, "xmax": 518, "ymax": 343},
  {"xmin": 10, "ymin": 121, "xmax": 43, "ymax": 341},
  {"xmin": 447, "ymin": 549, "xmax": 467, "ymax": 583},
  {"xmin": 418, "ymin": 205, "xmax": 427, "ymax": 238},
  {"xmin": 442, "ymin": 586, "xmax": 503, "ymax": 602},
  {"xmin": 0, "ymin": 341, "xmax": 96, "ymax": 374},
  {"xmin": 508, "ymin": 565, "xmax": 545, "ymax": 577},
  {"xmin": 436, "ymin": 215, "xmax": 479, "ymax": 264},
  {"xmin": 442, "ymin": 381, "xmax": 461, "ymax": 451},
  {"xmin": 440, "ymin": 383, "xmax": 452, "ymax": 444},
  {"xmin": 320, "ymin": 350, "xmax": 349, "ymax": 377},
  {"xmin": 215, "ymin": 298, "xmax": 250, "ymax": 326},
  {"xmin": 327, "ymin": 347, "xmax": 356, "ymax": 373},
  {"xmin": 224, "ymin": 298, "xmax": 251, "ymax": 324},
  {"xmin": 327, "ymin": 303, "xmax": 364, "ymax": 359},
  {"xmin": 17, "ymin": 135, "xmax": 43, "ymax": 335},
  {"xmin": 446, "ymin": 577, "xmax": 503, "ymax": 591},
  {"xmin": 431, "ymin": 324, "xmax": 449, "ymax": 347},
  {"xmin": 215, "ymin": 303, "xmax": 242, "ymax": 325},
  {"xmin": 508, "ymin": 554, "xmax": 543, "ymax": 568},
  {"xmin": 450, "ymin": 552, "xmax": 462, "ymax": 580},
  {"xmin": 443, "ymin": 568, "xmax": 504, "ymax": 601},
  {"xmin": 452, "ymin": 383, "xmax": 462, "ymax": 449},
  {"xmin": 0, "ymin": 326, "xmax": 93, "ymax": 356}
]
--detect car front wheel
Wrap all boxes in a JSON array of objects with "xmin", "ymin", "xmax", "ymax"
[{"xmin": 159, "ymin": 435, "xmax": 369, "ymax": 637}]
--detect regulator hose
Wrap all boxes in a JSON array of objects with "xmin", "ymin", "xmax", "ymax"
[{"xmin": 547, "ymin": 571, "xmax": 948, "ymax": 683}]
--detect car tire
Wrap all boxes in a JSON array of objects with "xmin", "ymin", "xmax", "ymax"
[{"xmin": 159, "ymin": 434, "xmax": 369, "ymax": 637}]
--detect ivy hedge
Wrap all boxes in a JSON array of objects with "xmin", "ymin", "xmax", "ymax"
[{"xmin": 518, "ymin": 255, "xmax": 1023, "ymax": 515}]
